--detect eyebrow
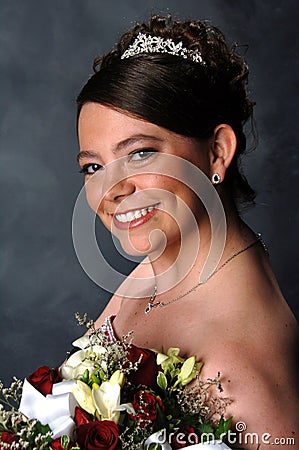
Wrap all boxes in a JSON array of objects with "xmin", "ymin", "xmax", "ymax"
[{"xmin": 77, "ymin": 134, "xmax": 163, "ymax": 162}]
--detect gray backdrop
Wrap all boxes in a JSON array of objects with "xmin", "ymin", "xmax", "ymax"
[{"xmin": 1, "ymin": 0, "xmax": 298, "ymax": 385}]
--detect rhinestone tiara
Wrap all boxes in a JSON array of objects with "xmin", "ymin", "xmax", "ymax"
[{"xmin": 121, "ymin": 32, "xmax": 205, "ymax": 64}]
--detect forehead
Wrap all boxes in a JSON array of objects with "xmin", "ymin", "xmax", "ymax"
[
  {"xmin": 79, "ymin": 103, "xmax": 160, "ymax": 139},
  {"xmin": 78, "ymin": 102, "xmax": 190, "ymax": 148}
]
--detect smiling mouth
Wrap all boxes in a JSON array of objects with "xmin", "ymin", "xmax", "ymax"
[{"xmin": 112, "ymin": 203, "xmax": 160, "ymax": 228}]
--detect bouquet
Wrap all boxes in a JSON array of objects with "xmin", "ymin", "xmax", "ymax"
[{"xmin": 0, "ymin": 314, "xmax": 232, "ymax": 449}]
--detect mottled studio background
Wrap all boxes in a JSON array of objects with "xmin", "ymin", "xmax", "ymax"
[{"xmin": 1, "ymin": 0, "xmax": 298, "ymax": 384}]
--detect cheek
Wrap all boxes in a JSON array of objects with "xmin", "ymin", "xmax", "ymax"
[
  {"xmin": 147, "ymin": 174, "xmax": 181, "ymax": 196},
  {"xmin": 84, "ymin": 181, "xmax": 109, "ymax": 225},
  {"xmin": 85, "ymin": 185, "xmax": 101, "ymax": 213}
]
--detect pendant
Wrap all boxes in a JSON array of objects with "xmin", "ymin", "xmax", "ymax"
[
  {"xmin": 144, "ymin": 301, "xmax": 160, "ymax": 314},
  {"xmin": 145, "ymin": 285, "xmax": 158, "ymax": 314},
  {"xmin": 145, "ymin": 304, "xmax": 152, "ymax": 314}
]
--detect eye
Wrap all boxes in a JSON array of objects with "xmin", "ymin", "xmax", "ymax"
[
  {"xmin": 79, "ymin": 163, "xmax": 103, "ymax": 175},
  {"xmin": 128, "ymin": 148, "xmax": 157, "ymax": 162}
]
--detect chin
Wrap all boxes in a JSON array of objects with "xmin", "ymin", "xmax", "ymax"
[
  {"xmin": 117, "ymin": 229, "xmax": 168, "ymax": 258},
  {"xmin": 117, "ymin": 236, "xmax": 153, "ymax": 257}
]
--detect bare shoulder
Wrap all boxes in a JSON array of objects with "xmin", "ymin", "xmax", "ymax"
[
  {"xmin": 198, "ymin": 301, "xmax": 298, "ymax": 449},
  {"xmin": 191, "ymin": 249, "xmax": 299, "ymax": 447},
  {"xmin": 205, "ymin": 340, "xmax": 298, "ymax": 448}
]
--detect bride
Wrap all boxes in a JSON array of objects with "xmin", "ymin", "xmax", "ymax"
[{"xmin": 76, "ymin": 15, "xmax": 298, "ymax": 448}]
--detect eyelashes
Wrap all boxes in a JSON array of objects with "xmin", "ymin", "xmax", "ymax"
[
  {"xmin": 128, "ymin": 148, "xmax": 157, "ymax": 162},
  {"xmin": 79, "ymin": 163, "xmax": 103, "ymax": 175},
  {"xmin": 79, "ymin": 148, "xmax": 158, "ymax": 175}
]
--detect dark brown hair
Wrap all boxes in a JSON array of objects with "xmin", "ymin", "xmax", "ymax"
[{"xmin": 77, "ymin": 15, "xmax": 256, "ymax": 208}]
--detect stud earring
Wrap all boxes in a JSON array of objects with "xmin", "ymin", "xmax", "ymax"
[{"xmin": 211, "ymin": 173, "xmax": 221, "ymax": 184}]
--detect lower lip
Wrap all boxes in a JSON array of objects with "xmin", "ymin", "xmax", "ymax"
[{"xmin": 112, "ymin": 206, "xmax": 159, "ymax": 230}]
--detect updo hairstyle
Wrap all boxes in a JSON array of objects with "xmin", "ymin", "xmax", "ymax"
[{"xmin": 77, "ymin": 15, "xmax": 256, "ymax": 209}]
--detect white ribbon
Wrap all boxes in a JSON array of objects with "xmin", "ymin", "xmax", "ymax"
[
  {"xmin": 19, "ymin": 379, "xmax": 78, "ymax": 439},
  {"xmin": 143, "ymin": 429, "xmax": 232, "ymax": 449},
  {"xmin": 144, "ymin": 429, "xmax": 172, "ymax": 449},
  {"xmin": 179, "ymin": 443, "xmax": 231, "ymax": 449}
]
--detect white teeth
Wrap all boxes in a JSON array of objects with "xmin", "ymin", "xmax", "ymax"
[
  {"xmin": 134, "ymin": 210, "xmax": 143, "ymax": 220},
  {"xmin": 115, "ymin": 205, "xmax": 157, "ymax": 223},
  {"xmin": 126, "ymin": 211, "xmax": 135, "ymax": 221}
]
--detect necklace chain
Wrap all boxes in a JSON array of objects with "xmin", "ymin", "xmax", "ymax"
[{"xmin": 144, "ymin": 234, "xmax": 267, "ymax": 314}]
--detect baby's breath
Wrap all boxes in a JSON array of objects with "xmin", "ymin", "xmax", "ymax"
[
  {"xmin": 75, "ymin": 312, "xmax": 141, "ymax": 380},
  {"xmin": 177, "ymin": 372, "xmax": 232, "ymax": 423},
  {"xmin": 120, "ymin": 423, "xmax": 152, "ymax": 450},
  {"xmin": 0, "ymin": 377, "xmax": 23, "ymax": 410}
]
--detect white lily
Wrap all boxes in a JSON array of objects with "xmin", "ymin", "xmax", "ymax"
[
  {"xmin": 113, "ymin": 402, "xmax": 135, "ymax": 415},
  {"xmin": 92, "ymin": 381, "xmax": 121, "ymax": 423},
  {"xmin": 72, "ymin": 336, "xmax": 91, "ymax": 349},
  {"xmin": 92, "ymin": 370, "xmax": 125, "ymax": 424},
  {"xmin": 109, "ymin": 369, "xmax": 125, "ymax": 387},
  {"xmin": 60, "ymin": 334, "xmax": 107, "ymax": 381},
  {"xmin": 71, "ymin": 380, "xmax": 95, "ymax": 415}
]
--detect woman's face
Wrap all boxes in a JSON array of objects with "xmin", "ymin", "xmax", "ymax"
[{"xmin": 78, "ymin": 103, "xmax": 212, "ymax": 257}]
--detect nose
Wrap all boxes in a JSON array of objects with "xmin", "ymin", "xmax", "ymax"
[
  {"xmin": 99, "ymin": 159, "xmax": 136, "ymax": 203},
  {"xmin": 104, "ymin": 176, "xmax": 136, "ymax": 203},
  {"xmin": 85, "ymin": 161, "xmax": 137, "ymax": 214}
]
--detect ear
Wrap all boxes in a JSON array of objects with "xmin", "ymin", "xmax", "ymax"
[{"xmin": 209, "ymin": 124, "xmax": 237, "ymax": 182}]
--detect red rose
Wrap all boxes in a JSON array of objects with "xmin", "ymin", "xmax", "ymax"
[
  {"xmin": 27, "ymin": 365, "xmax": 61, "ymax": 395},
  {"xmin": 76, "ymin": 420, "xmax": 121, "ymax": 450},
  {"xmin": 51, "ymin": 437, "xmax": 74, "ymax": 450},
  {"xmin": 172, "ymin": 426, "xmax": 198, "ymax": 449},
  {"xmin": 74, "ymin": 406, "xmax": 93, "ymax": 427},
  {"xmin": 0, "ymin": 431, "xmax": 19, "ymax": 447},
  {"xmin": 126, "ymin": 345, "xmax": 159, "ymax": 389},
  {"xmin": 51, "ymin": 438, "xmax": 75, "ymax": 450},
  {"xmin": 51, "ymin": 439, "xmax": 64, "ymax": 450},
  {"xmin": 129, "ymin": 390, "xmax": 164, "ymax": 427},
  {"xmin": 107, "ymin": 316, "xmax": 159, "ymax": 389}
]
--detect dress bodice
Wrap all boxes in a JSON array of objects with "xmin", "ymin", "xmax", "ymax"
[
  {"xmin": 99, "ymin": 315, "xmax": 118, "ymax": 343},
  {"xmin": 99, "ymin": 315, "xmax": 159, "ymax": 389}
]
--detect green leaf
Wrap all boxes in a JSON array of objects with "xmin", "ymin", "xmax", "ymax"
[
  {"xmin": 157, "ymin": 372, "xmax": 168, "ymax": 390},
  {"xmin": 157, "ymin": 353, "xmax": 169, "ymax": 366},
  {"xmin": 169, "ymin": 364, "xmax": 178, "ymax": 376},
  {"xmin": 90, "ymin": 373, "xmax": 101, "ymax": 385},
  {"xmin": 214, "ymin": 416, "xmax": 232, "ymax": 440},
  {"xmin": 61, "ymin": 434, "xmax": 70, "ymax": 449},
  {"xmin": 153, "ymin": 403, "xmax": 167, "ymax": 432},
  {"xmin": 180, "ymin": 357, "xmax": 195, "ymax": 379},
  {"xmin": 175, "ymin": 356, "xmax": 197, "ymax": 386},
  {"xmin": 81, "ymin": 369, "xmax": 89, "ymax": 383},
  {"xmin": 32, "ymin": 421, "xmax": 52, "ymax": 439},
  {"xmin": 99, "ymin": 370, "xmax": 106, "ymax": 381},
  {"xmin": 25, "ymin": 420, "xmax": 52, "ymax": 447},
  {"xmin": 199, "ymin": 421, "xmax": 214, "ymax": 442}
]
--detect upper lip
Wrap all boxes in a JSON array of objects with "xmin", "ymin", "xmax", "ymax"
[{"xmin": 108, "ymin": 203, "xmax": 160, "ymax": 216}]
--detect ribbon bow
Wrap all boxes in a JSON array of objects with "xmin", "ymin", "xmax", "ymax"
[{"xmin": 19, "ymin": 378, "xmax": 78, "ymax": 439}]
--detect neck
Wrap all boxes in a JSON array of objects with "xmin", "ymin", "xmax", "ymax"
[
  {"xmin": 119, "ymin": 198, "xmax": 255, "ymax": 303},
  {"xmin": 146, "ymin": 200, "xmax": 254, "ymax": 300}
]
